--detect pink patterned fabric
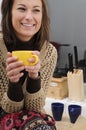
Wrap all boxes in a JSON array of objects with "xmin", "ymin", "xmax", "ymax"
[{"xmin": 1, "ymin": 110, "xmax": 56, "ymax": 130}]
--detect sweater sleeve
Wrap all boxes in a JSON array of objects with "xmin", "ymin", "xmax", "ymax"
[
  {"xmin": 0, "ymin": 38, "xmax": 25, "ymax": 113},
  {"xmin": 1, "ymin": 93, "xmax": 24, "ymax": 113},
  {"xmin": 26, "ymin": 74, "xmax": 41, "ymax": 93},
  {"xmin": 1, "ymin": 80, "xmax": 24, "ymax": 113},
  {"xmin": 24, "ymin": 43, "xmax": 57, "ymax": 113},
  {"xmin": 7, "ymin": 81, "xmax": 24, "ymax": 101}
]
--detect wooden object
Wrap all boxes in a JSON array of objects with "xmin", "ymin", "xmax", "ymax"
[
  {"xmin": 67, "ymin": 69, "xmax": 84, "ymax": 101},
  {"xmin": 47, "ymin": 77, "xmax": 68, "ymax": 99}
]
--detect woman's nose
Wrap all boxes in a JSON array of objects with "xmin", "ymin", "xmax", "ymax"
[{"xmin": 25, "ymin": 11, "xmax": 33, "ymax": 20}]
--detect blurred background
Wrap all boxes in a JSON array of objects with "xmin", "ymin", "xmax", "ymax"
[{"xmin": 0, "ymin": 0, "xmax": 86, "ymax": 71}]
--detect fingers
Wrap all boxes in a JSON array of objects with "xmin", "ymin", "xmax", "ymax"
[
  {"xmin": 7, "ymin": 65, "xmax": 25, "ymax": 76},
  {"xmin": 32, "ymin": 50, "xmax": 40, "ymax": 56},
  {"xmin": 6, "ymin": 61, "xmax": 24, "ymax": 71},
  {"xmin": 27, "ymin": 51, "xmax": 39, "ymax": 65},
  {"xmin": 25, "ymin": 60, "xmax": 40, "ymax": 79},
  {"xmin": 6, "ymin": 51, "xmax": 40, "ymax": 81},
  {"xmin": 6, "ymin": 64, "xmax": 24, "ymax": 83},
  {"xmin": 25, "ymin": 50, "xmax": 40, "ymax": 73},
  {"xmin": 25, "ymin": 63, "xmax": 40, "ymax": 73},
  {"xmin": 25, "ymin": 56, "xmax": 40, "ymax": 78},
  {"xmin": 6, "ymin": 52, "xmax": 25, "ymax": 82},
  {"xmin": 7, "ymin": 52, "xmax": 18, "ymax": 65},
  {"xmin": 7, "ymin": 52, "xmax": 12, "ymax": 57},
  {"xmin": 8, "ymin": 72, "xmax": 24, "ymax": 83}
]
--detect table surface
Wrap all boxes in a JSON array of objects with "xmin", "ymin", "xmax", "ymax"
[
  {"xmin": 44, "ymin": 84, "xmax": 86, "ymax": 130},
  {"xmin": 44, "ymin": 84, "xmax": 86, "ymax": 117}
]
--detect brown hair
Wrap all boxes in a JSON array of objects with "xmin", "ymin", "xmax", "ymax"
[{"xmin": 1, "ymin": 0, "xmax": 50, "ymax": 50}]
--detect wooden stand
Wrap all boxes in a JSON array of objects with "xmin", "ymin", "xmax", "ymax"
[
  {"xmin": 47, "ymin": 77, "xmax": 68, "ymax": 99},
  {"xmin": 67, "ymin": 69, "xmax": 84, "ymax": 101}
]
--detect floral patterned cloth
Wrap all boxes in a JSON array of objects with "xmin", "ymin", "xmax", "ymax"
[{"xmin": 0, "ymin": 110, "xmax": 57, "ymax": 130}]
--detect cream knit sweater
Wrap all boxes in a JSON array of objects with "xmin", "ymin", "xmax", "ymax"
[{"xmin": 0, "ymin": 33, "xmax": 57, "ymax": 113}]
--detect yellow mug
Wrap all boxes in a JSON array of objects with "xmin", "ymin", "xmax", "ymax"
[{"xmin": 12, "ymin": 50, "xmax": 38, "ymax": 66}]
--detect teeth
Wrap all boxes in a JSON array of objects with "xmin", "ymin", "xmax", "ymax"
[{"xmin": 23, "ymin": 24, "xmax": 34, "ymax": 27}]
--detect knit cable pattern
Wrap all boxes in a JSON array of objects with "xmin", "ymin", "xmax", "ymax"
[{"xmin": 0, "ymin": 37, "xmax": 57, "ymax": 113}]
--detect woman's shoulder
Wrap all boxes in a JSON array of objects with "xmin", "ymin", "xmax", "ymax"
[
  {"xmin": 48, "ymin": 41, "xmax": 57, "ymax": 52},
  {"xmin": 0, "ymin": 33, "xmax": 8, "ymax": 60},
  {"xmin": 40, "ymin": 41, "xmax": 58, "ymax": 61},
  {"xmin": 0, "ymin": 32, "xmax": 4, "ymax": 46},
  {"xmin": 0, "ymin": 32, "xmax": 3, "ymax": 38},
  {"xmin": 44, "ymin": 41, "xmax": 57, "ymax": 56},
  {"xmin": 41, "ymin": 41, "xmax": 57, "ymax": 52}
]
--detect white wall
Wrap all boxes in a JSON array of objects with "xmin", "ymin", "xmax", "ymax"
[
  {"xmin": 0, "ymin": 0, "xmax": 86, "ymax": 67},
  {"xmin": 48, "ymin": 0, "xmax": 86, "ymax": 67}
]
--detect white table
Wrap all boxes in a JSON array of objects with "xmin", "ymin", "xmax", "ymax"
[{"xmin": 44, "ymin": 84, "xmax": 86, "ymax": 118}]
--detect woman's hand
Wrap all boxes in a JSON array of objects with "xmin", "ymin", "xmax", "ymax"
[
  {"xmin": 6, "ymin": 52, "xmax": 25, "ymax": 83},
  {"xmin": 25, "ymin": 51, "xmax": 40, "ymax": 79}
]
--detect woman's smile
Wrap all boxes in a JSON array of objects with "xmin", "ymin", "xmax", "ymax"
[
  {"xmin": 12, "ymin": 0, "xmax": 42, "ymax": 41},
  {"xmin": 21, "ymin": 23, "xmax": 35, "ymax": 30}
]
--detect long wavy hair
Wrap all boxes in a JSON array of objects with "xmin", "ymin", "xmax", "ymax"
[{"xmin": 1, "ymin": 0, "xmax": 50, "ymax": 50}]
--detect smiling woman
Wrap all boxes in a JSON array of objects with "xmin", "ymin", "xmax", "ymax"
[
  {"xmin": 12, "ymin": 0, "xmax": 42, "ymax": 41},
  {"xmin": 0, "ymin": 0, "xmax": 57, "ymax": 129}
]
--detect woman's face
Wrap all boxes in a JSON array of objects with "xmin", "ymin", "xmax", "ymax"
[{"xmin": 12, "ymin": 0, "xmax": 42, "ymax": 41}]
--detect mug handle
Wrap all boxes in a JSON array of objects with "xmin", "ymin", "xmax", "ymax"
[{"xmin": 29, "ymin": 54, "xmax": 38, "ymax": 66}]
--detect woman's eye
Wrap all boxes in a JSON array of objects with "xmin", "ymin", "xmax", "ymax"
[
  {"xmin": 17, "ymin": 7, "xmax": 25, "ymax": 12},
  {"xmin": 33, "ymin": 9, "xmax": 41, "ymax": 13}
]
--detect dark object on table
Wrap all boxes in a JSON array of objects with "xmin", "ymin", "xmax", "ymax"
[
  {"xmin": 74, "ymin": 46, "xmax": 79, "ymax": 69},
  {"xmin": 68, "ymin": 104, "xmax": 81, "ymax": 123},
  {"xmin": 68, "ymin": 53, "xmax": 74, "ymax": 73},
  {"xmin": 78, "ymin": 59, "xmax": 86, "ymax": 83},
  {"xmin": 50, "ymin": 41, "xmax": 70, "ymax": 78},
  {"xmin": 53, "ymin": 67, "xmax": 68, "ymax": 78},
  {"xmin": 73, "ymin": 46, "xmax": 86, "ymax": 83},
  {"xmin": 51, "ymin": 102, "xmax": 64, "ymax": 121}
]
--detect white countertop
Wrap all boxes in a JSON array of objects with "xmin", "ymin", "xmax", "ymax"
[{"xmin": 44, "ymin": 84, "xmax": 86, "ymax": 118}]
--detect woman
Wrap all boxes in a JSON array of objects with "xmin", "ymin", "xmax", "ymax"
[{"xmin": 0, "ymin": 0, "xmax": 57, "ymax": 114}]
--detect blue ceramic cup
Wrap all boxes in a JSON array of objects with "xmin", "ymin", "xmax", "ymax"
[
  {"xmin": 51, "ymin": 102, "xmax": 64, "ymax": 121},
  {"xmin": 68, "ymin": 104, "xmax": 81, "ymax": 123}
]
